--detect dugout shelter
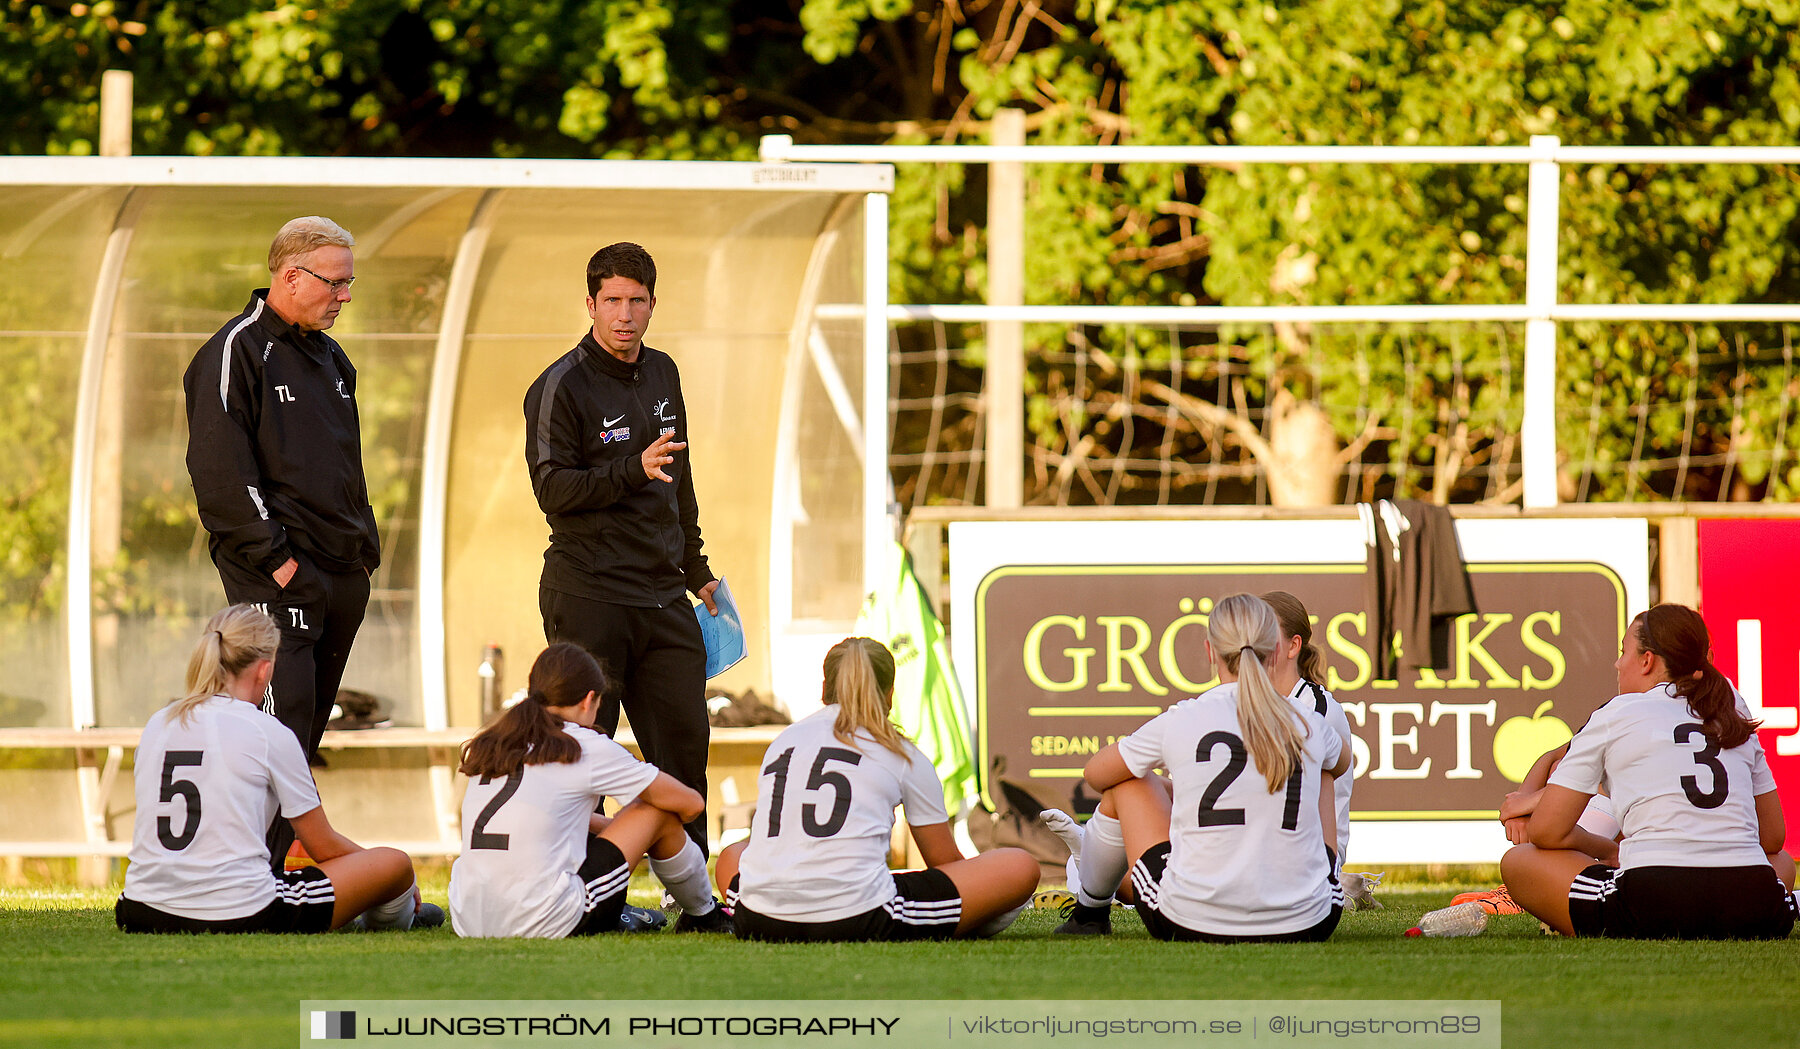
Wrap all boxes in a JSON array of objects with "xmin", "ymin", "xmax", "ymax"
[{"xmin": 0, "ymin": 157, "xmax": 893, "ymax": 858}]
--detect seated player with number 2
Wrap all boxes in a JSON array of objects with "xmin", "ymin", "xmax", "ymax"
[
  {"xmin": 1500, "ymin": 604, "xmax": 1797, "ymax": 939},
  {"xmin": 716, "ymin": 637, "xmax": 1038, "ymax": 942},
  {"xmin": 448, "ymin": 643, "xmax": 731, "ymax": 937},
  {"xmin": 1071, "ymin": 593, "xmax": 1350, "ymax": 942},
  {"xmin": 117, "ymin": 604, "xmax": 433, "ymax": 934}
]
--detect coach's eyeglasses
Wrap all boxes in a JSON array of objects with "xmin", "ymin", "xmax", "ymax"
[{"xmin": 296, "ymin": 265, "xmax": 357, "ymax": 294}]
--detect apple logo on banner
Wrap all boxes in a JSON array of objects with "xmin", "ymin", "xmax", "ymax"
[{"xmin": 1492, "ymin": 700, "xmax": 1573, "ymax": 782}]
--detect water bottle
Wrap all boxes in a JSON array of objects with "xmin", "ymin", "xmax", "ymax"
[
  {"xmin": 1414, "ymin": 901, "xmax": 1490, "ymax": 937},
  {"xmin": 478, "ymin": 643, "xmax": 504, "ymax": 719}
]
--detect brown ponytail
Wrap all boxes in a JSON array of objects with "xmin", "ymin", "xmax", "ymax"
[
  {"xmin": 1635, "ymin": 604, "xmax": 1758, "ymax": 749},
  {"xmin": 1261, "ymin": 590, "xmax": 1325, "ymax": 686},
  {"xmin": 460, "ymin": 643, "xmax": 606, "ymax": 778}
]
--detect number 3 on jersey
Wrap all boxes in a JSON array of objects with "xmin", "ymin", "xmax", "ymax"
[
  {"xmin": 762, "ymin": 746, "xmax": 861, "ymax": 838},
  {"xmin": 1674, "ymin": 722, "xmax": 1728, "ymax": 810}
]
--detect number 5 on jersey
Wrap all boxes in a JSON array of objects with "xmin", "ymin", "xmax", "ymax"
[{"xmin": 157, "ymin": 751, "xmax": 204, "ymax": 850}]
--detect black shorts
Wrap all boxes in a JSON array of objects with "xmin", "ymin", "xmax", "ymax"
[
  {"xmin": 726, "ymin": 869, "xmax": 962, "ymax": 942},
  {"xmin": 116, "ymin": 866, "xmax": 335, "ymax": 934},
  {"xmin": 567, "ymin": 836, "xmax": 632, "ymax": 937},
  {"xmin": 1132, "ymin": 841, "xmax": 1343, "ymax": 944},
  {"xmin": 1568, "ymin": 863, "xmax": 1796, "ymax": 940}
]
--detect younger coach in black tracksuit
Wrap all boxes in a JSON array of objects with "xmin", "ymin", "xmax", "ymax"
[
  {"xmin": 524, "ymin": 245, "xmax": 718, "ymax": 852},
  {"xmin": 183, "ymin": 219, "xmax": 378, "ymax": 872}
]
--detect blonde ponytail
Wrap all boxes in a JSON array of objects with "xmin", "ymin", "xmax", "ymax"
[
  {"xmin": 823, "ymin": 637, "xmax": 911, "ymax": 760},
  {"xmin": 1211, "ymin": 593, "xmax": 1308, "ymax": 793},
  {"xmin": 172, "ymin": 605, "xmax": 280, "ymax": 725}
]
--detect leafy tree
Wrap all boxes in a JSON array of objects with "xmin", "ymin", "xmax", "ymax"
[{"xmin": 5, "ymin": 0, "xmax": 1798, "ymax": 508}]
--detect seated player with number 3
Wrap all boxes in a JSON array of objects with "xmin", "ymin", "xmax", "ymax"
[
  {"xmin": 715, "ymin": 637, "xmax": 1039, "ymax": 942},
  {"xmin": 1500, "ymin": 604, "xmax": 1797, "ymax": 939},
  {"xmin": 117, "ymin": 605, "xmax": 432, "ymax": 934},
  {"xmin": 448, "ymin": 643, "xmax": 731, "ymax": 937},
  {"xmin": 1069, "ymin": 593, "xmax": 1350, "ymax": 942}
]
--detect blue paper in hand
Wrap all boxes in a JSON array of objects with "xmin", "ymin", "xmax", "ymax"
[{"xmin": 695, "ymin": 577, "xmax": 745, "ymax": 679}]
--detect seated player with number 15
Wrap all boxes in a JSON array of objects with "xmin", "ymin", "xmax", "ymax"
[
  {"xmin": 117, "ymin": 605, "xmax": 431, "ymax": 934},
  {"xmin": 716, "ymin": 637, "xmax": 1038, "ymax": 942},
  {"xmin": 448, "ymin": 644, "xmax": 731, "ymax": 937}
]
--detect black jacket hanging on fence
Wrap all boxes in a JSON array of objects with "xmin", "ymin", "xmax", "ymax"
[{"xmin": 1360, "ymin": 499, "xmax": 1477, "ymax": 679}]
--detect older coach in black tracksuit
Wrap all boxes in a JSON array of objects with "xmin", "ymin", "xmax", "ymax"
[
  {"xmin": 182, "ymin": 216, "xmax": 379, "ymax": 869},
  {"xmin": 524, "ymin": 242, "xmax": 721, "ymax": 852}
]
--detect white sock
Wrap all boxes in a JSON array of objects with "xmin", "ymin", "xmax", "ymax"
[
  {"xmin": 648, "ymin": 838, "xmax": 714, "ymax": 914},
  {"xmin": 971, "ymin": 900, "xmax": 1028, "ymax": 938},
  {"xmin": 1576, "ymin": 796, "xmax": 1620, "ymax": 840},
  {"xmin": 1075, "ymin": 812, "xmax": 1126, "ymax": 909},
  {"xmin": 1038, "ymin": 809, "xmax": 1084, "ymax": 860},
  {"xmin": 361, "ymin": 879, "xmax": 417, "ymax": 931}
]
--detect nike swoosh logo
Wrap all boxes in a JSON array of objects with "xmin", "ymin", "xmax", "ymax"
[{"xmin": 603, "ymin": 415, "xmax": 625, "ymax": 427}]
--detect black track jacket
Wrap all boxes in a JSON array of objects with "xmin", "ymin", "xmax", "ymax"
[
  {"xmin": 183, "ymin": 291, "xmax": 381, "ymax": 577},
  {"xmin": 524, "ymin": 333, "xmax": 713, "ymax": 608}
]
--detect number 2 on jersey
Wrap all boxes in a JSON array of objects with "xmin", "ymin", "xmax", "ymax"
[
  {"xmin": 469, "ymin": 771, "xmax": 522, "ymax": 850},
  {"xmin": 762, "ymin": 746, "xmax": 862, "ymax": 838}
]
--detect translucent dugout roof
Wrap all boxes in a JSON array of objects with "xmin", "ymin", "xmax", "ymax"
[{"xmin": 0, "ymin": 157, "xmax": 891, "ymax": 730}]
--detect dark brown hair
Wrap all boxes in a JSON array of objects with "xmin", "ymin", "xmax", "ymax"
[
  {"xmin": 459, "ymin": 643, "xmax": 608, "ymax": 778},
  {"xmin": 1635, "ymin": 603, "xmax": 1758, "ymax": 749},
  {"xmin": 586, "ymin": 241, "xmax": 656, "ymax": 297},
  {"xmin": 1261, "ymin": 590, "xmax": 1325, "ymax": 686}
]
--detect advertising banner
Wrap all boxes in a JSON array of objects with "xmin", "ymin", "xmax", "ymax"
[
  {"xmin": 949, "ymin": 519, "xmax": 1649, "ymax": 864},
  {"xmin": 1696, "ymin": 519, "xmax": 1800, "ymax": 847}
]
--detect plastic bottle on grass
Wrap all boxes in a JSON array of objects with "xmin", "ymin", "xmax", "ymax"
[{"xmin": 1414, "ymin": 901, "xmax": 1489, "ymax": 937}]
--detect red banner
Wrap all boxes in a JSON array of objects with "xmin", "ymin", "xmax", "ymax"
[{"xmin": 1697, "ymin": 519, "xmax": 1800, "ymax": 847}]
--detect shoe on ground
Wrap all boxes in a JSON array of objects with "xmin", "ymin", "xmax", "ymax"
[
  {"xmin": 1340, "ymin": 871, "xmax": 1385, "ymax": 911},
  {"xmin": 411, "ymin": 902, "xmax": 446, "ymax": 929},
  {"xmin": 1053, "ymin": 901, "xmax": 1112, "ymax": 935},
  {"xmin": 672, "ymin": 900, "xmax": 735, "ymax": 933},
  {"xmin": 1032, "ymin": 888, "xmax": 1075, "ymax": 910},
  {"xmin": 1450, "ymin": 884, "xmax": 1523, "ymax": 915},
  {"xmin": 618, "ymin": 903, "xmax": 670, "ymax": 932}
]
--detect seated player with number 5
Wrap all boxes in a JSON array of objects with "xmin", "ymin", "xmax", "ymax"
[
  {"xmin": 117, "ymin": 605, "xmax": 434, "ymax": 934},
  {"xmin": 448, "ymin": 643, "xmax": 731, "ymax": 937},
  {"xmin": 1070, "ymin": 593, "xmax": 1350, "ymax": 942},
  {"xmin": 1500, "ymin": 604, "xmax": 1797, "ymax": 939},
  {"xmin": 716, "ymin": 637, "xmax": 1039, "ymax": 942}
]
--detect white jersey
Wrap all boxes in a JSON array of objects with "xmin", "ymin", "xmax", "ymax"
[
  {"xmin": 736, "ymin": 707, "xmax": 949, "ymax": 922},
  {"xmin": 122, "ymin": 696, "xmax": 322, "ymax": 920},
  {"xmin": 1120, "ymin": 682, "xmax": 1343, "ymax": 936},
  {"xmin": 1288, "ymin": 680, "xmax": 1354, "ymax": 861},
  {"xmin": 1549, "ymin": 682, "xmax": 1775, "ymax": 870},
  {"xmin": 448, "ymin": 723, "xmax": 659, "ymax": 938}
]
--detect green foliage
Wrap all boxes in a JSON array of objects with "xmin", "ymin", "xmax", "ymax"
[{"xmin": 4, "ymin": 0, "xmax": 1799, "ymax": 504}]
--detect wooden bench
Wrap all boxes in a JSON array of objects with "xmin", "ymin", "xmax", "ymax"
[{"xmin": 0, "ymin": 724, "xmax": 785, "ymax": 876}]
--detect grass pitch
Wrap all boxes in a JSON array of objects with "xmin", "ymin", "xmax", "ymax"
[{"xmin": 2, "ymin": 873, "xmax": 1793, "ymax": 1049}]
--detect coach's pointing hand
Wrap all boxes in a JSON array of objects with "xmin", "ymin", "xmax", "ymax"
[{"xmin": 641, "ymin": 431, "xmax": 686, "ymax": 483}]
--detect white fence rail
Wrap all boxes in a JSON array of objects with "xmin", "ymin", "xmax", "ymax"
[{"xmin": 773, "ymin": 134, "xmax": 1800, "ymax": 510}]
